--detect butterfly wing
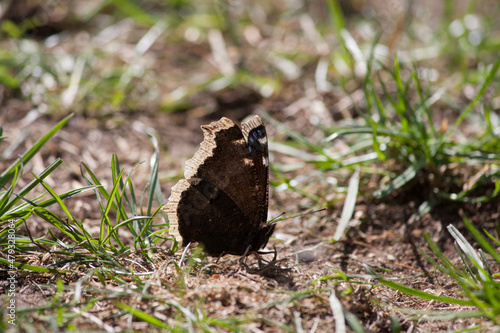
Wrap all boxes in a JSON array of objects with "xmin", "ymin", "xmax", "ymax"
[
  {"xmin": 165, "ymin": 116, "xmax": 269, "ymax": 255},
  {"xmin": 241, "ymin": 116, "xmax": 269, "ymax": 228}
]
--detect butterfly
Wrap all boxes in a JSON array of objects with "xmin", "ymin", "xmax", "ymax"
[{"xmin": 164, "ymin": 116, "xmax": 274, "ymax": 256}]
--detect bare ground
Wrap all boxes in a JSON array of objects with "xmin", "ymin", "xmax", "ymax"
[
  {"xmin": 1, "ymin": 0, "xmax": 500, "ymax": 330},
  {"xmin": 2, "ymin": 97, "xmax": 499, "ymax": 331}
]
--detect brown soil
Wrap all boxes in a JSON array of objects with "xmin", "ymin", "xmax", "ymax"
[
  {"xmin": 2, "ymin": 100, "xmax": 499, "ymax": 332},
  {"xmin": 1, "ymin": 1, "xmax": 500, "ymax": 331}
]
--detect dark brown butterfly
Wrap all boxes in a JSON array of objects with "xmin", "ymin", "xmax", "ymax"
[{"xmin": 164, "ymin": 116, "xmax": 274, "ymax": 256}]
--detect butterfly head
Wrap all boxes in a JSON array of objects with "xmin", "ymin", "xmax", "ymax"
[{"xmin": 250, "ymin": 222, "xmax": 276, "ymax": 252}]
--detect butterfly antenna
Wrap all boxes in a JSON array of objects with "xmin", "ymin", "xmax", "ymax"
[
  {"xmin": 270, "ymin": 208, "xmax": 326, "ymax": 223},
  {"xmin": 306, "ymin": 207, "xmax": 327, "ymax": 215},
  {"xmin": 270, "ymin": 211, "xmax": 286, "ymax": 222}
]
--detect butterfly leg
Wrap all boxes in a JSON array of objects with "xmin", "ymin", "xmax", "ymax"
[
  {"xmin": 215, "ymin": 251, "xmax": 227, "ymax": 264},
  {"xmin": 255, "ymin": 246, "xmax": 278, "ymax": 269},
  {"xmin": 238, "ymin": 245, "xmax": 252, "ymax": 266}
]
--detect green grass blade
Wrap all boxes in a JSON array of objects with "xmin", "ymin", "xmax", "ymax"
[
  {"xmin": 114, "ymin": 301, "xmax": 171, "ymax": 329},
  {"xmin": 447, "ymin": 224, "xmax": 487, "ymax": 281},
  {"xmin": 127, "ymin": 176, "xmax": 138, "ymax": 216},
  {"xmin": 378, "ymin": 277, "xmax": 474, "ymax": 306},
  {"xmin": 101, "ymin": 216, "xmax": 150, "ymax": 245},
  {"xmin": 100, "ymin": 168, "xmax": 126, "ymax": 248},
  {"xmin": 1, "ymin": 158, "xmax": 63, "ymax": 214},
  {"xmin": 435, "ymin": 57, "xmax": 500, "ymax": 156},
  {"xmin": 424, "ymin": 233, "xmax": 469, "ymax": 281},
  {"xmin": 31, "ymin": 207, "xmax": 85, "ymax": 244},
  {"xmin": 138, "ymin": 205, "xmax": 164, "ymax": 243},
  {"xmin": 0, "ymin": 113, "xmax": 73, "ymax": 187},
  {"xmin": 326, "ymin": 0, "xmax": 345, "ymax": 33},
  {"xmin": 80, "ymin": 161, "xmax": 107, "ymax": 211},
  {"xmin": 263, "ymin": 114, "xmax": 337, "ymax": 162},
  {"xmin": 483, "ymin": 229, "xmax": 500, "ymax": 248},
  {"xmin": 33, "ymin": 175, "xmax": 77, "ymax": 224},
  {"xmin": 0, "ymin": 183, "xmax": 14, "ymax": 215},
  {"xmin": 110, "ymin": 0, "xmax": 158, "ymax": 26},
  {"xmin": 3, "ymin": 186, "xmax": 97, "ymax": 221},
  {"xmin": 462, "ymin": 217, "xmax": 500, "ymax": 264},
  {"xmin": 0, "ymin": 160, "xmax": 22, "ymax": 214},
  {"xmin": 146, "ymin": 132, "xmax": 161, "ymax": 217},
  {"xmin": 0, "ymin": 257, "xmax": 65, "ymax": 273},
  {"xmin": 326, "ymin": 126, "xmax": 411, "ymax": 143}
]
